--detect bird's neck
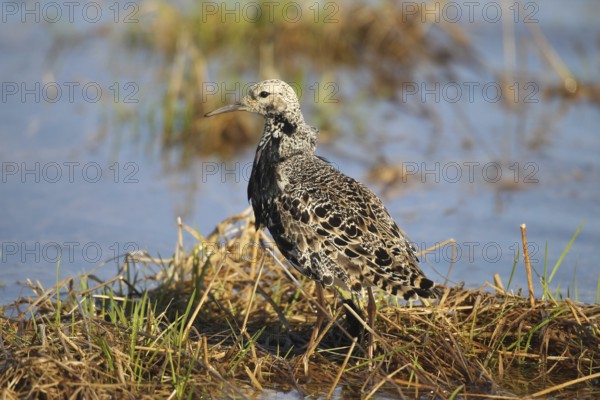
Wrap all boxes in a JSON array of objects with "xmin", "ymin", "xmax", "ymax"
[
  {"xmin": 264, "ymin": 113, "xmax": 300, "ymax": 137},
  {"xmin": 249, "ymin": 113, "xmax": 316, "ymax": 229},
  {"xmin": 259, "ymin": 114, "xmax": 316, "ymax": 161}
]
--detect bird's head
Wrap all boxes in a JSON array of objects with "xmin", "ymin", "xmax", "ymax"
[
  {"xmin": 205, "ymin": 79, "xmax": 317, "ymax": 159},
  {"xmin": 205, "ymin": 79, "xmax": 302, "ymax": 123}
]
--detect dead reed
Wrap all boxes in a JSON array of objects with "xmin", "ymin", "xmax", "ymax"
[{"xmin": 1, "ymin": 209, "xmax": 599, "ymax": 399}]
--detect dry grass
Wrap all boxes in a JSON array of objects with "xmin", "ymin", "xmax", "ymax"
[{"xmin": 2, "ymin": 209, "xmax": 599, "ymax": 399}]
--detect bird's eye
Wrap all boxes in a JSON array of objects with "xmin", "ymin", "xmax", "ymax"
[{"xmin": 259, "ymin": 91, "xmax": 269, "ymax": 98}]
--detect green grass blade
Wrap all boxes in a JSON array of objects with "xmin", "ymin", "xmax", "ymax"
[
  {"xmin": 506, "ymin": 246, "xmax": 519, "ymax": 291},
  {"xmin": 541, "ymin": 242, "xmax": 549, "ymax": 300},
  {"xmin": 548, "ymin": 222, "xmax": 585, "ymax": 283}
]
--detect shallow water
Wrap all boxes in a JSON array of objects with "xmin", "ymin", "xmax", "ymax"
[{"xmin": 1, "ymin": 0, "xmax": 599, "ymax": 310}]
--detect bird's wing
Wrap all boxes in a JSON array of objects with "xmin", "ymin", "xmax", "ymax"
[{"xmin": 276, "ymin": 162, "xmax": 436, "ymax": 300}]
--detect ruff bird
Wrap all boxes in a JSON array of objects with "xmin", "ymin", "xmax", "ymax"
[{"xmin": 205, "ymin": 79, "xmax": 438, "ymax": 358}]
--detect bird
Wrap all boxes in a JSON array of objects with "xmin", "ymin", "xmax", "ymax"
[{"xmin": 205, "ymin": 79, "xmax": 438, "ymax": 359}]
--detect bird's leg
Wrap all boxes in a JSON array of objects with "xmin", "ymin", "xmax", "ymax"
[
  {"xmin": 302, "ymin": 283, "xmax": 326, "ymax": 374},
  {"xmin": 307, "ymin": 283, "xmax": 326, "ymax": 349},
  {"xmin": 367, "ymin": 286, "xmax": 376, "ymax": 360}
]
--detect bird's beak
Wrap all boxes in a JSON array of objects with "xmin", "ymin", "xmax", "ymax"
[{"xmin": 204, "ymin": 102, "xmax": 247, "ymax": 117}]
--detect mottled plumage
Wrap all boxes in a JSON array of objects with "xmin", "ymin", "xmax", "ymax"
[{"xmin": 206, "ymin": 79, "xmax": 437, "ymax": 302}]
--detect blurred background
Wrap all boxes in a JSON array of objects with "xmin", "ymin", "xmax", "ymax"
[{"xmin": 1, "ymin": 0, "xmax": 599, "ymax": 305}]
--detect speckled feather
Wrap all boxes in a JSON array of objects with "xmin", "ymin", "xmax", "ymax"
[{"xmin": 209, "ymin": 79, "xmax": 437, "ymax": 301}]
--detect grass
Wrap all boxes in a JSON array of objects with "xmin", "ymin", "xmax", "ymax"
[{"xmin": 1, "ymin": 209, "xmax": 599, "ymax": 399}]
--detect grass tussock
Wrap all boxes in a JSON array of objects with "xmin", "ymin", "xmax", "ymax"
[{"xmin": 1, "ymin": 210, "xmax": 599, "ymax": 399}]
